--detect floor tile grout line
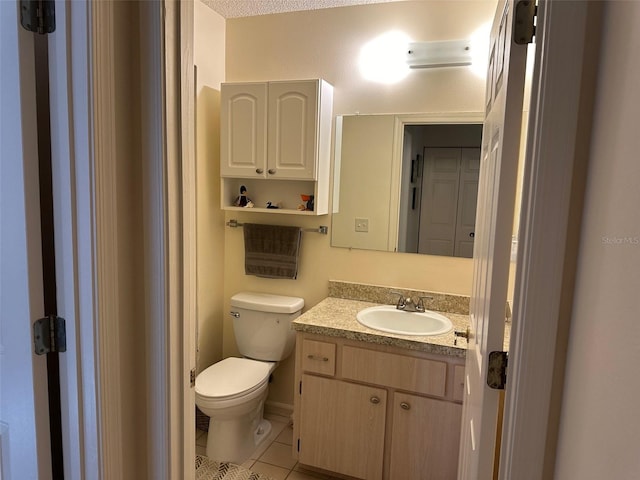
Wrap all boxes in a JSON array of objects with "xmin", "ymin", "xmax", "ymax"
[{"xmin": 196, "ymin": 421, "xmax": 314, "ymax": 479}]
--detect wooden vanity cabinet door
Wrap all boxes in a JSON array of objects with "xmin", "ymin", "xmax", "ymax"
[
  {"xmin": 298, "ymin": 374, "xmax": 386, "ymax": 480},
  {"xmin": 389, "ymin": 392, "xmax": 462, "ymax": 480}
]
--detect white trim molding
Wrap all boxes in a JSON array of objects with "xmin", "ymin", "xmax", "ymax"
[
  {"xmin": 164, "ymin": 1, "xmax": 186, "ymax": 478},
  {"xmin": 48, "ymin": 1, "xmax": 99, "ymax": 478},
  {"xmin": 390, "ymin": 112, "xmax": 484, "ymax": 252},
  {"xmin": 180, "ymin": 0, "xmax": 198, "ymax": 477}
]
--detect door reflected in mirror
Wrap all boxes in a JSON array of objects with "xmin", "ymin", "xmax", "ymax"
[{"xmin": 331, "ymin": 114, "xmax": 482, "ymax": 257}]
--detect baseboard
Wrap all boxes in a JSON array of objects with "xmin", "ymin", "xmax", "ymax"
[{"xmin": 264, "ymin": 401, "xmax": 293, "ymax": 423}]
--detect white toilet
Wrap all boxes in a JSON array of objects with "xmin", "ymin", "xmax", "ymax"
[{"xmin": 195, "ymin": 292, "xmax": 304, "ymax": 463}]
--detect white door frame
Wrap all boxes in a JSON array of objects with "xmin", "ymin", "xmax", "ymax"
[
  {"xmin": 499, "ymin": 1, "xmax": 599, "ymax": 478},
  {"xmin": 390, "ymin": 113, "xmax": 484, "ymax": 252},
  {"xmin": 48, "ymin": 1, "xmax": 122, "ymax": 477},
  {"xmin": 157, "ymin": 1, "xmax": 197, "ymax": 478},
  {"xmin": 47, "ymin": 0, "xmax": 196, "ymax": 478}
]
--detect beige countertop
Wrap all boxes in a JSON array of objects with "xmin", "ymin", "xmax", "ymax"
[{"xmin": 292, "ymin": 297, "xmax": 475, "ymax": 358}]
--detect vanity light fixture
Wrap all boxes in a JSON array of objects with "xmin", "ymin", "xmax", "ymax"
[{"xmin": 406, "ymin": 39, "xmax": 473, "ymax": 69}]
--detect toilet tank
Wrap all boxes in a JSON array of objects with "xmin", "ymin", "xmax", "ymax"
[{"xmin": 230, "ymin": 292, "xmax": 304, "ymax": 361}]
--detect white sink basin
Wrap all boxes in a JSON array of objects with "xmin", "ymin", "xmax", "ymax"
[{"xmin": 356, "ymin": 305, "xmax": 453, "ymax": 336}]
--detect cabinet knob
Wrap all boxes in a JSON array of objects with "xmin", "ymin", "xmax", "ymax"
[
  {"xmin": 370, "ymin": 396, "xmax": 380, "ymax": 405},
  {"xmin": 268, "ymin": 169, "xmax": 276, "ymax": 175},
  {"xmin": 256, "ymin": 168, "xmax": 264, "ymax": 174},
  {"xmin": 400, "ymin": 402, "xmax": 411, "ymax": 410}
]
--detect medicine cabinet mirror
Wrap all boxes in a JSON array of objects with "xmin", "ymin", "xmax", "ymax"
[{"xmin": 331, "ymin": 113, "xmax": 483, "ymax": 257}]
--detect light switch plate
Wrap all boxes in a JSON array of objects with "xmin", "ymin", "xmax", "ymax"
[{"xmin": 355, "ymin": 218, "xmax": 369, "ymax": 232}]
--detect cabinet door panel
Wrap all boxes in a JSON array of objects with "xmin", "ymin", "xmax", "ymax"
[
  {"xmin": 268, "ymin": 81, "xmax": 318, "ymax": 179},
  {"xmin": 220, "ymin": 83, "xmax": 267, "ymax": 177},
  {"xmin": 298, "ymin": 374, "xmax": 386, "ymax": 480},
  {"xmin": 390, "ymin": 392, "xmax": 462, "ymax": 479}
]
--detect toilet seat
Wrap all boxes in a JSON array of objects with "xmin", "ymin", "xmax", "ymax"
[{"xmin": 195, "ymin": 357, "xmax": 274, "ymax": 402}]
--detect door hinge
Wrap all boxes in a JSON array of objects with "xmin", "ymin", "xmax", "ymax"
[
  {"xmin": 190, "ymin": 368, "xmax": 196, "ymax": 388},
  {"xmin": 297, "ymin": 438, "xmax": 300, "ymax": 452},
  {"xmin": 487, "ymin": 351, "xmax": 508, "ymax": 389},
  {"xmin": 514, "ymin": 0, "xmax": 536, "ymax": 45},
  {"xmin": 33, "ymin": 315, "xmax": 66, "ymax": 355},
  {"xmin": 20, "ymin": 0, "xmax": 56, "ymax": 34},
  {"xmin": 299, "ymin": 380, "xmax": 302, "ymax": 395}
]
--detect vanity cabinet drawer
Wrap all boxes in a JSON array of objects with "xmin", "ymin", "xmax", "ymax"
[
  {"xmin": 342, "ymin": 346, "xmax": 447, "ymax": 397},
  {"xmin": 301, "ymin": 339, "xmax": 336, "ymax": 376}
]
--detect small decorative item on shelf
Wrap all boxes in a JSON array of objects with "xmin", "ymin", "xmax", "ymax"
[
  {"xmin": 266, "ymin": 201, "xmax": 280, "ymax": 209},
  {"xmin": 234, "ymin": 185, "xmax": 253, "ymax": 208},
  {"xmin": 299, "ymin": 194, "xmax": 314, "ymax": 212}
]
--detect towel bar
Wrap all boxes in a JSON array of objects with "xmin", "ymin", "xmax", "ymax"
[{"xmin": 226, "ymin": 219, "xmax": 328, "ymax": 235}]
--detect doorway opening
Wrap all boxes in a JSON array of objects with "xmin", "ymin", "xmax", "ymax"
[{"xmin": 399, "ymin": 124, "xmax": 483, "ymax": 256}]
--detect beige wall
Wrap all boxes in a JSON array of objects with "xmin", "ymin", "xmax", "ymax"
[
  {"xmin": 554, "ymin": 2, "xmax": 640, "ymax": 478},
  {"xmin": 194, "ymin": 1, "xmax": 226, "ymax": 373},
  {"xmin": 225, "ymin": 1, "xmax": 494, "ymax": 116},
  {"xmin": 211, "ymin": 1, "xmax": 496, "ymax": 407}
]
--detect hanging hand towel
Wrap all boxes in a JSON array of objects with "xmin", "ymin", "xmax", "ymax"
[{"xmin": 243, "ymin": 223, "xmax": 302, "ymax": 279}]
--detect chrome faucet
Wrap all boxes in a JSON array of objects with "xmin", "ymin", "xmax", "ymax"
[{"xmin": 391, "ymin": 292, "xmax": 434, "ymax": 312}]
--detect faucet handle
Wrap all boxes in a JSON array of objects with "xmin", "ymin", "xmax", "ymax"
[
  {"xmin": 415, "ymin": 295, "xmax": 434, "ymax": 312},
  {"xmin": 390, "ymin": 291, "xmax": 406, "ymax": 309}
]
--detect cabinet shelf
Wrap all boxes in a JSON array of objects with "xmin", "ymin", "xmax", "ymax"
[
  {"xmin": 221, "ymin": 177, "xmax": 325, "ymax": 215},
  {"xmin": 223, "ymin": 206, "xmax": 318, "ymax": 215}
]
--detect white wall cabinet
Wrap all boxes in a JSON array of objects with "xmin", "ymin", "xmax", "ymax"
[
  {"xmin": 220, "ymin": 79, "xmax": 333, "ymax": 214},
  {"xmin": 293, "ymin": 334, "xmax": 464, "ymax": 480}
]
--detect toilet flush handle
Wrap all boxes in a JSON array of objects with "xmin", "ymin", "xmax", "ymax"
[{"xmin": 230, "ymin": 311, "xmax": 240, "ymax": 318}]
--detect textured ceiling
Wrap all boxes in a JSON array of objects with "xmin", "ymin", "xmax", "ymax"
[{"xmin": 201, "ymin": 0, "xmax": 399, "ymax": 18}]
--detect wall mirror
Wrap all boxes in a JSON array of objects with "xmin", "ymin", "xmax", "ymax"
[{"xmin": 331, "ymin": 113, "xmax": 484, "ymax": 257}]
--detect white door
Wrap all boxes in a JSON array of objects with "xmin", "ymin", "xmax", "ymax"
[
  {"xmin": 458, "ymin": 1, "xmax": 529, "ymax": 479},
  {"xmin": 419, "ymin": 148, "xmax": 461, "ymax": 256},
  {"xmin": 0, "ymin": 3, "xmax": 52, "ymax": 478},
  {"xmin": 454, "ymin": 148, "xmax": 480, "ymax": 258}
]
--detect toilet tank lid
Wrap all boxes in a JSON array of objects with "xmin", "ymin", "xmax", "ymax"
[{"xmin": 231, "ymin": 292, "xmax": 304, "ymax": 313}]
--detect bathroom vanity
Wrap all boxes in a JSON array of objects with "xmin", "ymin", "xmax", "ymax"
[{"xmin": 291, "ymin": 287, "xmax": 475, "ymax": 480}]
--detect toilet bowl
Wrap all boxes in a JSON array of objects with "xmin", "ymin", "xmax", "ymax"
[
  {"xmin": 195, "ymin": 357, "xmax": 276, "ymax": 462},
  {"xmin": 195, "ymin": 292, "xmax": 304, "ymax": 463}
]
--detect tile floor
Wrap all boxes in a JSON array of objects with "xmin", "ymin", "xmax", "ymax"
[{"xmin": 196, "ymin": 413, "xmax": 342, "ymax": 480}]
